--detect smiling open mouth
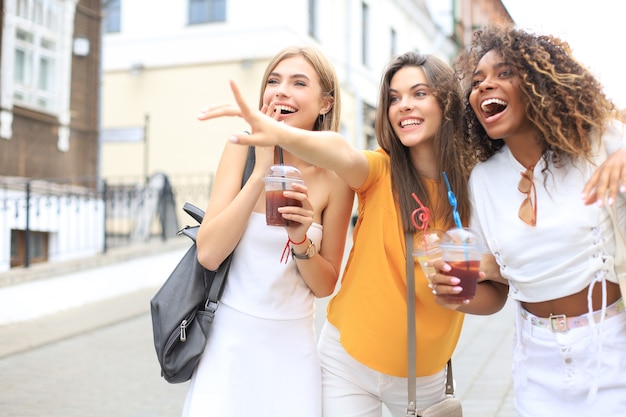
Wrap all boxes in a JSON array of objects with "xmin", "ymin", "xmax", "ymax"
[
  {"xmin": 400, "ymin": 118, "xmax": 423, "ymax": 128},
  {"xmin": 275, "ymin": 105, "xmax": 297, "ymax": 115},
  {"xmin": 480, "ymin": 98, "xmax": 507, "ymax": 117}
]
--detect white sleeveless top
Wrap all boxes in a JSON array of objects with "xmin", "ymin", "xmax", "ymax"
[{"xmin": 221, "ymin": 212, "xmax": 323, "ymax": 319}]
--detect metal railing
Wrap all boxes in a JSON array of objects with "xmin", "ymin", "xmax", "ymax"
[{"xmin": 0, "ymin": 173, "xmax": 213, "ymax": 271}]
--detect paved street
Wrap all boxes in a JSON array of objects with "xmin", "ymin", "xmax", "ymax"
[
  {"xmin": 0, "ymin": 243, "xmax": 517, "ymax": 417},
  {"xmin": 0, "ymin": 308, "xmax": 188, "ymax": 417}
]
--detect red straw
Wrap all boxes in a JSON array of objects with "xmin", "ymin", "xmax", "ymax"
[{"xmin": 411, "ymin": 192, "xmax": 431, "ymax": 249}]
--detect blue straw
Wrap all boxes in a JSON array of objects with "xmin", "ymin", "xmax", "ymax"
[
  {"xmin": 443, "ymin": 172, "xmax": 463, "ymax": 229},
  {"xmin": 443, "ymin": 171, "xmax": 470, "ymax": 267}
]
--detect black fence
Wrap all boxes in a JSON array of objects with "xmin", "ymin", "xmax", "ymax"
[{"xmin": 0, "ymin": 173, "xmax": 213, "ymax": 271}]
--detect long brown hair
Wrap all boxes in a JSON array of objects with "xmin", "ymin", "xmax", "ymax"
[{"xmin": 376, "ymin": 52, "xmax": 473, "ymax": 232}]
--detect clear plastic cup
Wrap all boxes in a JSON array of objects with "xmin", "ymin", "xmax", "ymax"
[
  {"xmin": 263, "ymin": 165, "xmax": 304, "ymax": 226},
  {"xmin": 439, "ymin": 227, "xmax": 484, "ymax": 300},
  {"xmin": 413, "ymin": 229, "xmax": 444, "ymax": 279}
]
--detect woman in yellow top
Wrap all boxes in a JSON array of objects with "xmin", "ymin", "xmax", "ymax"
[{"xmin": 198, "ymin": 52, "xmax": 508, "ymax": 416}]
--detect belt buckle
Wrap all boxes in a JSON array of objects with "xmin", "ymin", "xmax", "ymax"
[{"xmin": 549, "ymin": 314, "xmax": 568, "ymax": 332}]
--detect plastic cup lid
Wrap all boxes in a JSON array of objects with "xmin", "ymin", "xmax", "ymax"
[
  {"xmin": 264, "ymin": 165, "xmax": 303, "ymax": 181},
  {"xmin": 414, "ymin": 229, "xmax": 444, "ymax": 252},
  {"xmin": 439, "ymin": 227, "xmax": 484, "ymax": 249}
]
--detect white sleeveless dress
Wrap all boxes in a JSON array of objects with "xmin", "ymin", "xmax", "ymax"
[{"xmin": 182, "ymin": 213, "xmax": 323, "ymax": 417}]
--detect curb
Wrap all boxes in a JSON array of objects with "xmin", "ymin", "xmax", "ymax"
[{"xmin": 0, "ymin": 238, "xmax": 189, "ymax": 288}]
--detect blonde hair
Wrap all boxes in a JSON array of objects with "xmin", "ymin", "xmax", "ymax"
[{"xmin": 258, "ymin": 46, "xmax": 341, "ymax": 132}]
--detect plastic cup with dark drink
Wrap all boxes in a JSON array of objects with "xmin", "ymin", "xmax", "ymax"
[
  {"xmin": 439, "ymin": 227, "xmax": 484, "ymax": 300},
  {"xmin": 263, "ymin": 165, "xmax": 304, "ymax": 226}
]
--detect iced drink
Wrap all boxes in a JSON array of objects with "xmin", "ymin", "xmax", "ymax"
[
  {"xmin": 265, "ymin": 190, "xmax": 302, "ymax": 226},
  {"xmin": 263, "ymin": 165, "xmax": 304, "ymax": 226},
  {"xmin": 439, "ymin": 228, "xmax": 484, "ymax": 300},
  {"xmin": 445, "ymin": 259, "xmax": 480, "ymax": 299}
]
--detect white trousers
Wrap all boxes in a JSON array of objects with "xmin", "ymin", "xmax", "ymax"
[
  {"xmin": 318, "ymin": 321, "xmax": 446, "ymax": 417},
  {"xmin": 513, "ymin": 301, "xmax": 626, "ymax": 417}
]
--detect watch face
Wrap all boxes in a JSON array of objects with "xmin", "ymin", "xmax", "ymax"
[{"xmin": 292, "ymin": 240, "xmax": 316, "ymax": 259}]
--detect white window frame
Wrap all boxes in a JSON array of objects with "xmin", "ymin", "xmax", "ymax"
[
  {"xmin": 188, "ymin": 0, "xmax": 226, "ymax": 25},
  {"xmin": 1, "ymin": 0, "xmax": 77, "ymax": 151},
  {"xmin": 103, "ymin": 0, "xmax": 121, "ymax": 33}
]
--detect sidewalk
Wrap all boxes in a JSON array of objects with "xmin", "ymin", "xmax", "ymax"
[
  {"xmin": 0, "ymin": 239, "xmax": 188, "ymax": 357},
  {"xmin": 0, "ymin": 239, "xmax": 517, "ymax": 417}
]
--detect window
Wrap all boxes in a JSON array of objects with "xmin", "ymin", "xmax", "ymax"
[
  {"xmin": 10, "ymin": 229, "xmax": 49, "ymax": 268},
  {"xmin": 104, "ymin": 0, "xmax": 121, "ymax": 33},
  {"xmin": 362, "ymin": 102, "xmax": 377, "ymax": 150},
  {"xmin": 13, "ymin": 0, "xmax": 63, "ymax": 113},
  {"xmin": 361, "ymin": 2, "xmax": 369, "ymax": 67},
  {"xmin": 308, "ymin": 0, "xmax": 318, "ymax": 39},
  {"xmin": 1, "ymin": 0, "xmax": 75, "ymax": 146},
  {"xmin": 188, "ymin": 0, "xmax": 226, "ymax": 24}
]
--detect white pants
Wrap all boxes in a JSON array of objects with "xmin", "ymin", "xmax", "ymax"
[
  {"xmin": 318, "ymin": 321, "xmax": 447, "ymax": 417},
  {"xmin": 513, "ymin": 301, "xmax": 626, "ymax": 417}
]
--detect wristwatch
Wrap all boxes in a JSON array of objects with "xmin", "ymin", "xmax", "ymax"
[{"xmin": 291, "ymin": 239, "xmax": 317, "ymax": 260}]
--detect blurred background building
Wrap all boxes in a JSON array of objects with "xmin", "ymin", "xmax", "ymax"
[
  {"xmin": 99, "ymin": 0, "xmax": 511, "ymax": 200},
  {"xmin": 0, "ymin": 0, "xmax": 104, "ymax": 271},
  {"xmin": 0, "ymin": 0, "xmax": 512, "ymax": 271}
]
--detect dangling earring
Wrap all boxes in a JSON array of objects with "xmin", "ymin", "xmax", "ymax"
[{"xmin": 318, "ymin": 112, "xmax": 327, "ymax": 130}]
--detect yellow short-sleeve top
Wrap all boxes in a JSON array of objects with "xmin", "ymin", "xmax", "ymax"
[{"xmin": 326, "ymin": 149, "xmax": 464, "ymax": 377}]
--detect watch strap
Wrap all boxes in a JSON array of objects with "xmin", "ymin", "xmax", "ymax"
[{"xmin": 291, "ymin": 239, "xmax": 315, "ymax": 259}]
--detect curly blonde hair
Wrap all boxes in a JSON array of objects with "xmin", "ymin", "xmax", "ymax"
[{"xmin": 455, "ymin": 24, "xmax": 620, "ymax": 165}]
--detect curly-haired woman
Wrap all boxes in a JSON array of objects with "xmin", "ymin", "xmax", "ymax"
[{"xmin": 431, "ymin": 24, "xmax": 626, "ymax": 416}]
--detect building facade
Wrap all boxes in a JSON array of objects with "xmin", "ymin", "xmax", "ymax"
[
  {"xmin": 99, "ymin": 0, "xmax": 462, "ymax": 214},
  {"xmin": 0, "ymin": 0, "xmax": 103, "ymax": 270},
  {"xmin": 1, "ymin": 0, "xmax": 101, "ymax": 180}
]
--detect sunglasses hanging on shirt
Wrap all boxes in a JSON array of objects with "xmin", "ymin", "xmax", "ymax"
[{"xmin": 518, "ymin": 165, "xmax": 537, "ymax": 226}]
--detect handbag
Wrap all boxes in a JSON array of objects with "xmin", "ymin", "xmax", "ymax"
[
  {"xmin": 150, "ymin": 146, "xmax": 255, "ymax": 383},
  {"xmin": 405, "ymin": 232, "xmax": 463, "ymax": 417}
]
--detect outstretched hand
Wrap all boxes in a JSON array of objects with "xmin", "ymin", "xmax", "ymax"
[
  {"xmin": 582, "ymin": 147, "xmax": 626, "ymax": 206},
  {"xmin": 197, "ymin": 79, "xmax": 291, "ymax": 147}
]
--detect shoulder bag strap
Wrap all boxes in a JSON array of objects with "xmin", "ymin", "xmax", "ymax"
[
  {"xmin": 405, "ymin": 232, "xmax": 454, "ymax": 417},
  {"xmin": 406, "ymin": 232, "xmax": 418, "ymax": 417},
  {"xmin": 206, "ymin": 146, "xmax": 256, "ymax": 307},
  {"xmin": 242, "ymin": 145, "xmax": 256, "ymax": 187}
]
